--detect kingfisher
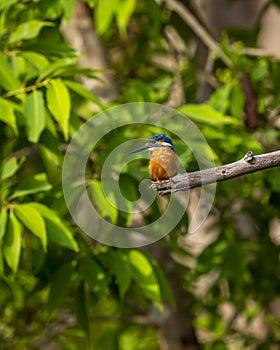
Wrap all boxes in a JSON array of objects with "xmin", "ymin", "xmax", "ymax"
[{"xmin": 129, "ymin": 134, "xmax": 178, "ymax": 182}]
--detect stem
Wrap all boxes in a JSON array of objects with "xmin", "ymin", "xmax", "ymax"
[{"xmin": 4, "ymin": 78, "xmax": 51, "ymax": 97}]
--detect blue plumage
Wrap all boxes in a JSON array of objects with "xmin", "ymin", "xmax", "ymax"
[
  {"xmin": 129, "ymin": 133, "xmax": 178, "ymax": 181},
  {"xmin": 150, "ymin": 134, "xmax": 173, "ymax": 146}
]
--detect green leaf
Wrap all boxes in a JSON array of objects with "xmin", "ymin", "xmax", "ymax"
[
  {"xmin": 116, "ymin": 0, "xmax": 136, "ymax": 36},
  {"xmin": 95, "ymin": 0, "xmax": 118, "ymax": 35},
  {"xmin": 64, "ymin": 80, "xmax": 104, "ymax": 108},
  {"xmin": 209, "ymin": 84, "xmax": 231, "ymax": 114},
  {"xmin": 79, "ymin": 256, "xmax": 108, "ymax": 297},
  {"xmin": 109, "ymin": 250, "xmax": 132, "ymax": 299},
  {"xmin": 28, "ymin": 203, "xmax": 79, "ymax": 252},
  {"xmin": 245, "ymin": 303, "xmax": 261, "ymax": 322},
  {"xmin": 88, "ymin": 180, "xmax": 118, "ymax": 224},
  {"xmin": 25, "ymin": 31, "xmax": 78, "ymax": 57},
  {"xmin": 3, "ymin": 212, "xmax": 22, "ymax": 273},
  {"xmin": 230, "ymin": 83, "xmax": 245, "ymax": 117},
  {"xmin": 119, "ymin": 325, "xmax": 158, "ymax": 350},
  {"xmin": 151, "ymin": 260, "xmax": 175, "ymax": 309},
  {"xmin": 0, "ymin": 0, "xmax": 18, "ymax": 11},
  {"xmin": 0, "ymin": 52, "xmax": 21, "ymax": 91},
  {"xmin": 1, "ymin": 157, "xmax": 19, "ymax": 181},
  {"xmin": 40, "ymin": 144, "xmax": 62, "ymax": 181},
  {"xmin": 84, "ymin": 0, "xmax": 95, "ymax": 6},
  {"xmin": 119, "ymin": 174, "xmax": 137, "ymax": 225},
  {"xmin": 38, "ymin": 58, "xmax": 75, "ymax": 81},
  {"xmin": 75, "ymin": 282, "xmax": 90, "ymax": 336},
  {"xmin": 0, "ymin": 98, "xmax": 18, "ymax": 135},
  {"xmin": 47, "ymin": 263, "xmax": 73, "ymax": 312},
  {"xmin": 178, "ymin": 104, "xmax": 242, "ymax": 126},
  {"xmin": 251, "ymin": 59, "xmax": 269, "ymax": 82},
  {"xmin": 37, "ymin": 0, "xmax": 63, "ymax": 20},
  {"xmin": 196, "ymin": 240, "xmax": 228, "ymax": 274},
  {"xmin": 60, "ymin": 0, "xmax": 76, "ymax": 21},
  {"xmin": 24, "ymin": 90, "xmax": 46, "ymax": 143},
  {"xmin": 0, "ymin": 209, "xmax": 8, "ymax": 241},
  {"xmin": 21, "ymin": 51, "xmax": 50, "ymax": 72},
  {"xmin": 10, "ymin": 173, "xmax": 52, "ymax": 199},
  {"xmin": 222, "ymin": 243, "xmax": 247, "ymax": 282},
  {"xmin": 10, "ymin": 55, "xmax": 26, "ymax": 80},
  {"xmin": 129, "ymin": 250, "xmax": 162, "ymax": 307},
  {"xmin": 9, "ymin": 20, "xmax": 54, "ymax": 43},
  {"xmin": 123, "ymin": 80, "xmax": 151, "ymax": 102},
  {"xmin": 0, "ymin": 249, "xmax": 4, "ymax": 274},
  {"xmin": 15, "ymin": 203, "xmax": 47, "ymax": 251},
  {"xmin": 46, "ymin": 79, "xmax": 71, "ymax": 140},
  {"xmin": 51, "ymin": 65, "xmax": 102, "ymax": 79}
]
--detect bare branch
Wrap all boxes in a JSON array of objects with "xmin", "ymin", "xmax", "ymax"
[
  {"xmin": 242, "ymin": 47, "xmax": 280, "ymax": 59},
  {"xmin": 163, "ymin": 0, "xmax": 280, "ymax": 64},
  {"xmin": 150, "ymin": 150, "xmax": 280, "ymax": 196},
  {"xmin": 164, "ymin": 0, "xmax": 232, "ymax": 67}
]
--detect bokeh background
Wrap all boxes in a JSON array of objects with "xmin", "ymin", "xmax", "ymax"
[{"xmin": 1, "ymin": 0, "xmax": 280, "ymax": 349}]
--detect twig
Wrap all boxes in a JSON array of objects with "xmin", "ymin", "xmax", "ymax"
[
  {"xmin": 150, "ymin": 150, "xmax": 280, "ymax": 196},
  {"xmin": 164, "ymin": 0, "xmax": 232, "ymax": 67},
  {"xmin": 242, "ymin": 47, "xmax": 280, "ymax": 59},
  {"xmin": 6, "ymin": 145, "xmax": 40, "ymax": 161},
  {"xmin": 4, "ymin": 78, "xmax": 51, "ymax": 97},
  {"xmin": 164, "ymin": 0, "xmax": 280, "ymax": 63}
]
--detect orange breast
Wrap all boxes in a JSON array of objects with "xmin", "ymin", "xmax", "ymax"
[{"xmin": 149, "ymin": 147, "xmax": 178, "ymax": 181}]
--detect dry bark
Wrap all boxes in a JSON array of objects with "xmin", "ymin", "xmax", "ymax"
[{"xmin": 151, "ymin": 150, "xmax": 280, "ymax": 196}]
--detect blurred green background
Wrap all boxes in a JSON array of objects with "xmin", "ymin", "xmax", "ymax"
[{"xmin": 0, "ymin": 0, "xmax": 280, "ymax": 349}]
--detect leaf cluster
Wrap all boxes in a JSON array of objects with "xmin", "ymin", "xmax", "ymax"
[{"xmin": 1, "ymin": 0, "xmax": 280, "ymax": 349}]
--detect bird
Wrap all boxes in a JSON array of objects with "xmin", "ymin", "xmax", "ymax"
[{"xmin": 129, "ymin": 134, "xmax": 178, "ymax": 182}]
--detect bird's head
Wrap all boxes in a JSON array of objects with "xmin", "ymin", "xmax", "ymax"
[{"xmin": 129, "ymin": 133, "xmax": 174, "ymax": 154}]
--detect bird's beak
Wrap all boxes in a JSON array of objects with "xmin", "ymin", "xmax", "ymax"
[{"xmin": 128, "ymin": 143, "xmax": 152, "ymax": 154}]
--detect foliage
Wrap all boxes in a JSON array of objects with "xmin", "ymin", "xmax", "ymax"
[{"xmin": 0, "ymin": 0, "xmax": 280, "ymax": 349}]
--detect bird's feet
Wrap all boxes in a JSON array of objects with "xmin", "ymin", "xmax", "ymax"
[{"xmin": 155, "ymin": 177, "xmax": 172, "ymax": 183}]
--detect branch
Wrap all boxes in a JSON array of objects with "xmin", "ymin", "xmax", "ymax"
[
  {"xmin": 242, "ymin": 47, "xmax": 280, "ymax": 59},
  {"xmin": 150, "ymin": 150, "xmax": 280, "ymax": 196},
  {"xmin": 164, "ymin": 0, "xmax": 232, "ymax": 67},
  {"xmin": 163, "ymin": 0, "xmax": 280, "ymax": 64}
]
